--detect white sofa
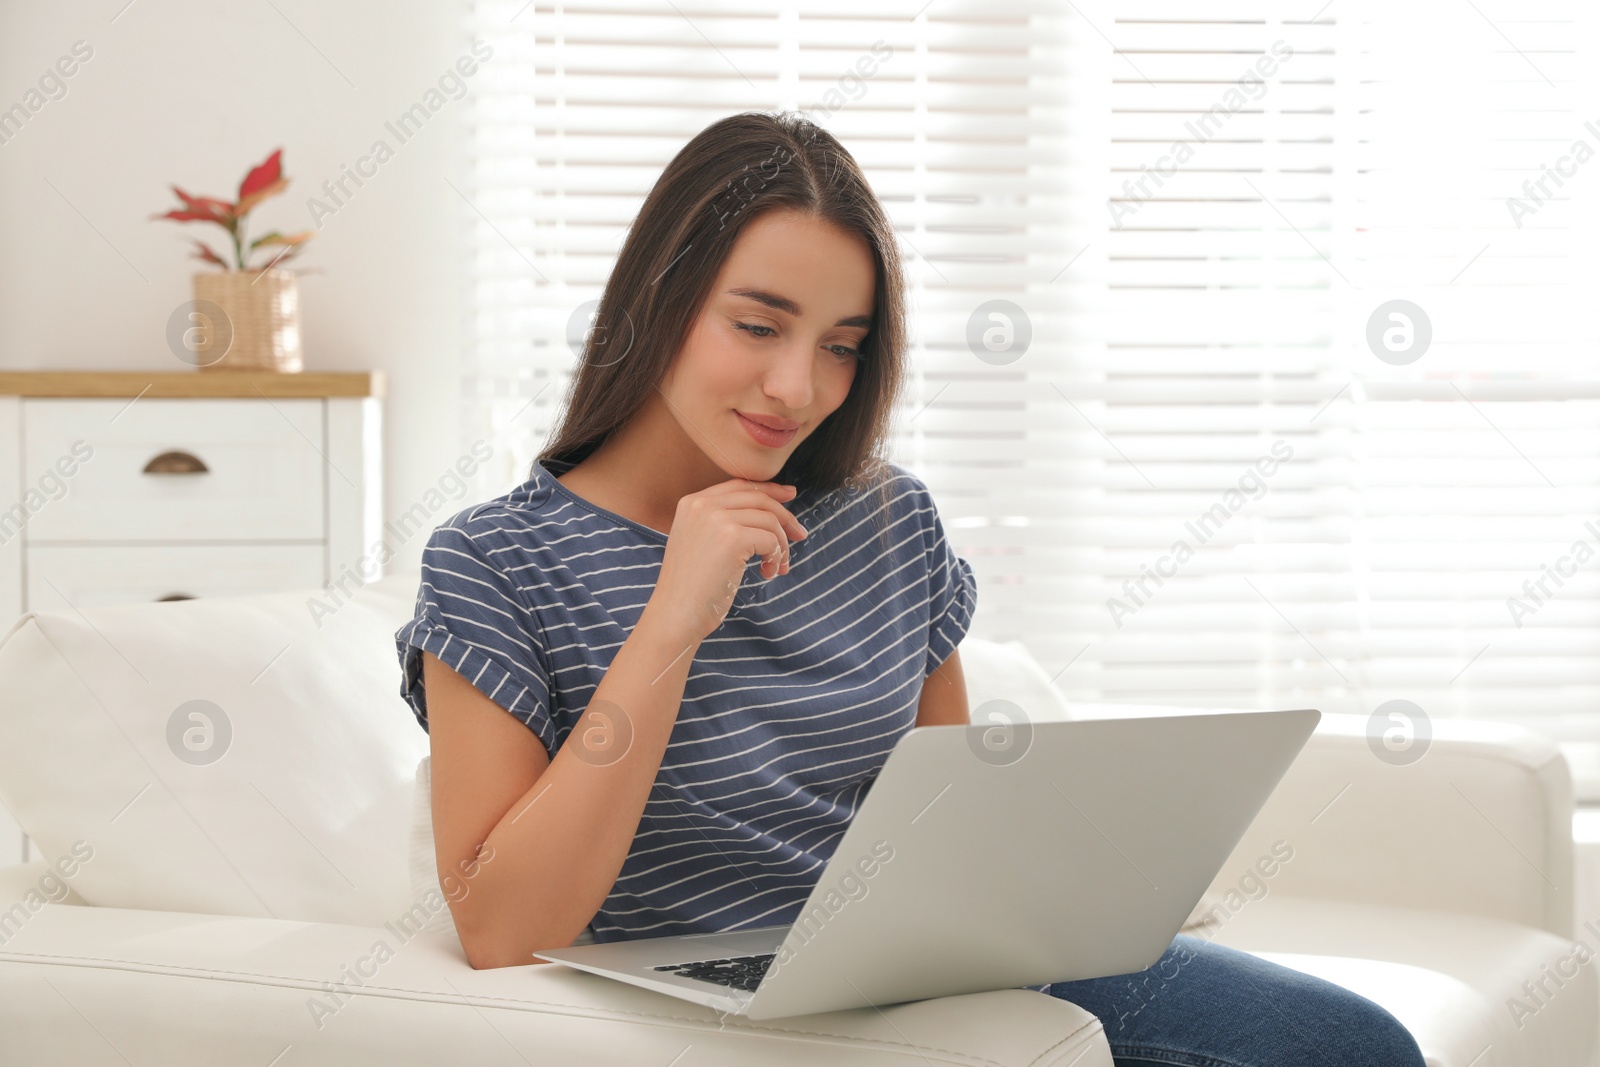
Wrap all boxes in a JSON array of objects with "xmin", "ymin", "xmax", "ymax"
[{"xmin": 0, "ymin": 571, "xmax": 1592, "ymax": 1067}]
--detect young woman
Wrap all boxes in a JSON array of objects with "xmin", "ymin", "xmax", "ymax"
[{"xmin": 396, "ymin": 111, "xmax": 1426, "ymax": 1067}]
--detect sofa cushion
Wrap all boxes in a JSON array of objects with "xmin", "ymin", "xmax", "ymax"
[
  {"xmin": 1210, "ymin": 896, "xmax": 1598, "ymax": 1067},
  {"xmin": 0, "ymin": 902, "xmax": 1114, "ymax": 1067},
  {"xmin": 0, "ymin": 573, "xmax": 427, "ymax": 926},
  {"xmin": 407, "ymin": 756, "xmax": 456, "ymax": 939},
  {"xmin": 959, "ymin": 638, "xmax": 1074, "ymax": 725}
]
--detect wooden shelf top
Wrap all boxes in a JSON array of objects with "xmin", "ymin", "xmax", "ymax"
[{"xmin": 0, "ymin": 370, "xmax": 385, "ymax": 399}]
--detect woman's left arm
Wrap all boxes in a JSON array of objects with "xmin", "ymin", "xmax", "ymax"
[{"xmin": 915, "ymin": 647, "xmax": 970, "ymax": 726}]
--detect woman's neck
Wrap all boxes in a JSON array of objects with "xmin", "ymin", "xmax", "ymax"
[{"xmin": 555, "ymin": 394, "xmax": 748, "ymax": 535}]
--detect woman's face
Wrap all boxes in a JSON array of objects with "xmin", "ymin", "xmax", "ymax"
[{"xmin": 659, "ymin": 206, "xmax": 876, "ymax": 481}]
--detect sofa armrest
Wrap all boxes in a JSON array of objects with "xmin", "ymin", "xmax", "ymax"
[
  {"xmin": 1196, "ymin": 710, "xmax": 1573, "ymax": 939},
  {"xmin": 1068, "ymin": 704, "xmax": 1574, "ymax": 938},
  {"xmin": 0, "ymin": 903, "xmax": 1113, "ymax": 1067}
]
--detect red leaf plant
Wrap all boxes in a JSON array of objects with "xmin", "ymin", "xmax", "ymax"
[{"xmin": 152, "ymin": 148, "xmax": 313, "ymax": 272}]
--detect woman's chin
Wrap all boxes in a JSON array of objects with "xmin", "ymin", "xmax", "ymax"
[{"xmin": 715, "ymin": 443, "xmax": 788, "ymax": 482}]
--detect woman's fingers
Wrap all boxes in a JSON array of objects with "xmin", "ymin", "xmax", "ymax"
[
  {"xmin": 713, "ymin": 484, "xmax": 809, "ymax": 543},
  {"xmin": 726, "ymin": 508, "xmax": 791, "ymax": 577}
]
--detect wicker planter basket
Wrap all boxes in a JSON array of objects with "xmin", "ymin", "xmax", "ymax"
[{"xmin": 190, "ymin": 269, "xmax": 303, "ymax": 373}]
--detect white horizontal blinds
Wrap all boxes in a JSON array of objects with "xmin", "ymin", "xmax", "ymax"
[
  {"xmin": 465, "ymin": 0, "xmax": 799, "ymax": 497},
  {"xmin": 802, "ymin": 5, "xmax": 1090, "ymax": 605},
  {"xmin": 457, "ymin": 2, "xmax": 1089, "ymax": 568},
  {"xmin": 1066, "ymin": 0, "xmax": 1600, "ymax": 786},
  {"xmin": 1048, "ymin": 0, "xmax": 1343, "ymax": 708},
  {"xmin": 459, "ymin": 4, "xmax": 541, "ymax": 498},
  {"xmin": 462, "ymin": 2, "xmax": 1600, "ymax": 784},
  {"xmin": 1336, "ymin": 0, "xmax": 1600, "ymax": 788}
]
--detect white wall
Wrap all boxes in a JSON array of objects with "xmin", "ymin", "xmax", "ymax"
[{"xmin": 0, "ymin": 0, "xmax": 470, "ymax": 579}]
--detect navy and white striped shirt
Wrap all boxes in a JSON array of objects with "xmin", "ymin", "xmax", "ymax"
[{"xmin": 394, "ymin": 455, "xmax": 977, "ymax": 943}]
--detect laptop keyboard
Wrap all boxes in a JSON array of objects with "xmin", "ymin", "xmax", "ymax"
[{"xmin": 652, "ymin": 952, "xmax": 776, "ymax": 993}]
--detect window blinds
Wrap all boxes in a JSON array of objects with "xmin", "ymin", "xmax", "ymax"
[
  {"xmin": 1080, "ymin": 0, "xmax": 1600, "ymax": 796},
  {"xmin": 458, "ymin": 0, "xmax": 1087, "ymax": 499},
  {"xmin": 460, "ymin": 0, "xmax": 1600, "ymax": 796}
]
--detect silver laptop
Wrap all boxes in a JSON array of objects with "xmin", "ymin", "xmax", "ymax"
[{"xmin": 533, "ymin": 708, "xmax": 1320, "ymax": 1020}]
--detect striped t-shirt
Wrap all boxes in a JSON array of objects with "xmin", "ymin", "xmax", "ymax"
[{"xmin": 394, "ymin": 455, "xmax": 977, "ymax": 944}]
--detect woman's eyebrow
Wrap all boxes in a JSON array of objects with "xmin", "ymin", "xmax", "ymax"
[{"xmin": 726, "ymin": 287, "xmax": 872, "ymax": 329}]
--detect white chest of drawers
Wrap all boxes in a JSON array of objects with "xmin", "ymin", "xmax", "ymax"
[{"xmin": 0, "ymin": 371, "xmax": 384, "ymax": 621}]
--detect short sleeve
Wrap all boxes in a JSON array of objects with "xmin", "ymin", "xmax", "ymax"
[
  {"xmin": 909, "ymin": 472, "xmax": 978, "ymax": 677},
  {"xmin": 394, "ymin": 519, "xmax": 557, "ymax": 756}
]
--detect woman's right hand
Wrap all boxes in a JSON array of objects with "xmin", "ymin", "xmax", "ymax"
[{"xmin": 648, "ymin": 477, "xmax": 809, "ymax": 645}]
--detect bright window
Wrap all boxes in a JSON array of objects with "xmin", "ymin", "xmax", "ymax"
[{"xmin": 461, "ymin": 0, "xmax": 1600, "ymax": 796}]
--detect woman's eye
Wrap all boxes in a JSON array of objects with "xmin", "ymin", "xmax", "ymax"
[{"xmin": 735, "ymin": 320, "xmax": 859, "ymax": 360}]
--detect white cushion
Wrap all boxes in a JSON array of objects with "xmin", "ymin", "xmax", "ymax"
[
  {"xmin": 957, "ymin": 637, "xmax": 1074, "ymax": 724},
  {"xmin": 1211, "ymin": 897, "xmax": 1599, "ymax": 1067},
  {"xmin": 407, "ymin": 755, "xmax": 458, "ymax": 938},
  {"xmin": 0, "ymin": 574, "xmax": 427, "ymax": 926}
]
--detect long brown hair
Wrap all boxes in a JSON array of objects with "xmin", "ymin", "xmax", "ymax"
[{"xmin": 535, "ymin": 110, "xmax": 907, "ymax": 540}]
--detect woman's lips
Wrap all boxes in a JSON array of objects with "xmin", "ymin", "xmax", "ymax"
[{"xmin": 736, "ymin": 410, "xmax": 798, "ymax": 447}]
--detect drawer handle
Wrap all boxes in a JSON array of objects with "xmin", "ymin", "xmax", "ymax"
[
  {"xmin": 143, "ymin": 451, "xmax": 209, "ymax": 475},
  {"xmin": 157, "ymin": 593, "xmax": 197, "ymax": 602}
]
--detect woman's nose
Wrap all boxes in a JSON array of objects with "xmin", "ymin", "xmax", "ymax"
[{"xmin": 763, "ymin": 342, "xmax": 816, "ymax": 408}]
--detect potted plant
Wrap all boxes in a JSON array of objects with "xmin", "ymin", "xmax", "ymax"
[{"xmin": 152, "ymin": 148, "xmax": 312, "ymax": 372}]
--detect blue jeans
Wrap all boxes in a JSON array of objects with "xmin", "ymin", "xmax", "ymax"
[{"xmin": 1041, "ymin": 934, "xmax": 1427, "ymax": 1067}]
